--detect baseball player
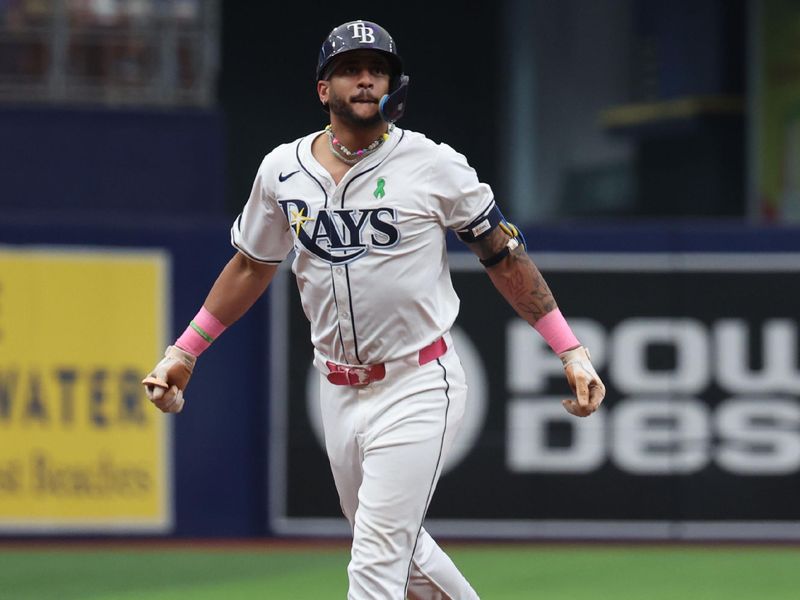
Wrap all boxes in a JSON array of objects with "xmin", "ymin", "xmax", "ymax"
[{"xmin": 143, "ymin": 20, "xmax": 605, "ymax": 599}]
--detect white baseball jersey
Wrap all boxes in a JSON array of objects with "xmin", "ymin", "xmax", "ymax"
[{"xmin": 231, "ymin": 126, "xmax": 495, "ymax": 367}]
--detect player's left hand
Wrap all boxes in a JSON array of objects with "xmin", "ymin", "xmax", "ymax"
[{"xmin": 558, "ymin": 346, "xmax": 605, "ymax": 417}]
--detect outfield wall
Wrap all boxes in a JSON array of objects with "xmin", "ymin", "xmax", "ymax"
[{"xmin": 2, "ymin": 219, "xmax": 799, "ymax": 540}]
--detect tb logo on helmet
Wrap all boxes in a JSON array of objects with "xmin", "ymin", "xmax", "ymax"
[{"xmin": 347, "ymin": 22, "xmax": 375, "ymax": 44}]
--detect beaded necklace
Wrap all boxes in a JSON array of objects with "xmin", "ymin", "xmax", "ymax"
[{"xmin": 325, "ymin": 124, "xmax": 393, "ymax": 165}]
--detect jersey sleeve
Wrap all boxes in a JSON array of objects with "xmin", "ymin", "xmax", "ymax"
[
  {"xmin": 230, "ymin": 154, "xmax": 294, "ymax": 264},
  {"xmin": 429, "ymin": 143, "xmax": 496, "ymax": 232}
]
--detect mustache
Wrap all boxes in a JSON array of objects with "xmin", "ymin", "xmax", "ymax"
[{"xmin": 351, "ymin": 91, "xmax": 379, "ymax": 103}]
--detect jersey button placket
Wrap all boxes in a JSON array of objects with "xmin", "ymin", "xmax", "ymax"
[{"xmin": 333, "ymin": 265, "xmax": 355, "ymax": 359}]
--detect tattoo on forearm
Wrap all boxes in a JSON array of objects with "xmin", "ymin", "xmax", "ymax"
[
  {"xmin": 492, "ymin": 245, "xmax": 557, "ymax": 323},
  {"xmin": 507, "ymin": 266, "xmax": 526, "ymax": 296},
  {"xmin": 509, "ymin": 249, "xmax": 556, "ymax": 320},
  {"xmin": 468, "ymin": 227, "xmax": 557, "ymax": 324}
]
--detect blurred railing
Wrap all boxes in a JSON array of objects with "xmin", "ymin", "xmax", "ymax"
[{"xmin": 0, "ymin": 0, "xmax": 218, "ymax": 107}]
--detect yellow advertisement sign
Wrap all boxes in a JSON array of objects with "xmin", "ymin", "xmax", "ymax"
[{"xmin": 0, "ymin": 247, "xmax": 171, "ymax": 532}]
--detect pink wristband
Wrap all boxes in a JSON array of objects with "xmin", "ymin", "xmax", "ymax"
[
  {"xmin": 175, "ymin": 307, "xmax": 228, "ymax": 357},
  {"xmin": 533, "ymin": 308, "xmax": 580, "ymax": 354}
]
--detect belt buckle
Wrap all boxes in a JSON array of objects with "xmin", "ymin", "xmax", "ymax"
[
  {"xmin": 345, "ymin": 366, "xmax": 371, "ymax": 386},
  {"xmin": 326, "ymin": 361, "xmax": 375, "ymax": 387}
]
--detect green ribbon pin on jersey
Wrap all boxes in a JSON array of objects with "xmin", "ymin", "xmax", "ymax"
[{"xmin": 374, "ymin": 178, "xmax": 386, "ymax": 199}]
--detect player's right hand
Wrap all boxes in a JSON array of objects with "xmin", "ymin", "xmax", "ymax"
[
  {"xmin": 141, "ymin": 345, "xmax": 197, "ymax": 414},
  {"xmin": 558, "ymin": 345, "xmax": 605, "ymax": 417}
]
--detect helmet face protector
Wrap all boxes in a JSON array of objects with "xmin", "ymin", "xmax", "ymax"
[{"xmin": 317, "ymin": 20, "xmax": 410, "ymax": 122}]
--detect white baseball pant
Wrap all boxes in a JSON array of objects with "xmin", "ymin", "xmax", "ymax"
[{"xmin": 318, "ymin": 334, "xmax": 480, "ymax": 599}]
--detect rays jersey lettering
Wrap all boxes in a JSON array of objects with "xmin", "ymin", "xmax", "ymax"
[{"xmin": 278, "ymin": 199, "xmax": 399, "ymax": 264}]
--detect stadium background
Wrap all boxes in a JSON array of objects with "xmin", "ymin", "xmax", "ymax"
[{"xmin": 2, "ymin": 0, "xmax": 800, "ymax": 598}]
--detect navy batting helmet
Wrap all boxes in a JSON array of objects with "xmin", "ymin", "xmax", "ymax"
[
  {"xmin": 317, "ymin": 20, "xmax": 402, "ymax": 81},
  {"xmin": 317, "ymin": 20, "xmax": 410, "ymax": 122}
]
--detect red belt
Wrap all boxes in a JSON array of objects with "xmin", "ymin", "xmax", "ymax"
[{"xmin": 326, "ymin": 336, "xmax": 448, "ymax": 387}]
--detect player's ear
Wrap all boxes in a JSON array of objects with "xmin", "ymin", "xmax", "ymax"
[{"xmin": 317, "ymin": 80, "xmax": 330, "ymax": 107}]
